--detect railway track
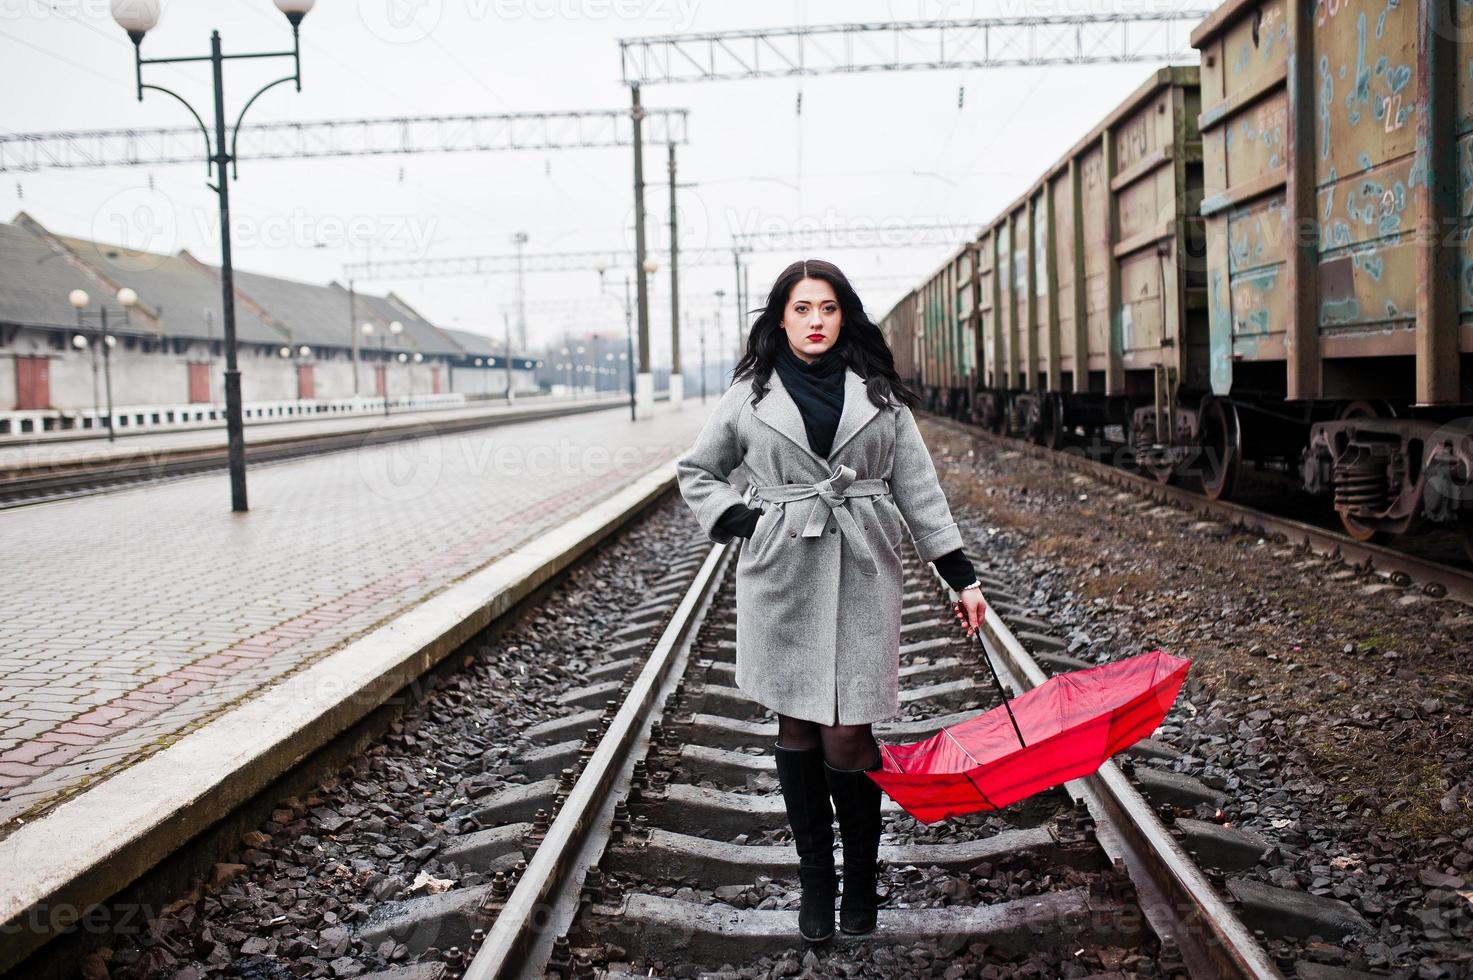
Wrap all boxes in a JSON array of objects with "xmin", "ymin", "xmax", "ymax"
[
  {"xmin": 0, "ymin": 399, "xmax": 622, "ymax": 509},
  {"xmin": 438, "ymin": 536, "xmax": 1283, "ymax": 977},
  {"xmin": 922, "ymin": 413, "xmax": 1473, "ymax": 608},
  {"xmin": 35, "ymin": 485, "xmax": 1380, "ymax": 979}
]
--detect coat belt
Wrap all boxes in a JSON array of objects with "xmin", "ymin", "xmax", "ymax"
[{"xmin": 748, "ymin": 463, "xmax": 891, "ymax": 577}]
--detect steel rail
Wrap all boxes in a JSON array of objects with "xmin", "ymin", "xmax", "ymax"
[
  {"xmin": 965, "ymin": 593, "xmax": 1282, "ymax": 979},
  {"xmin": 463, "ymin": 542, "xmax": 732, "ymax": 978}
]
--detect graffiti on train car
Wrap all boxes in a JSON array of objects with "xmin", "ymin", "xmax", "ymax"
[{"xmin": 1316, "ymin": 155, "xmax": 1417, "ymax": 330}]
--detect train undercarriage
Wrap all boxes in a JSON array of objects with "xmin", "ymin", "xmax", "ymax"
[{"xmin": 916, "ymin": 380, "xmax": 1473, "ymax": 562}]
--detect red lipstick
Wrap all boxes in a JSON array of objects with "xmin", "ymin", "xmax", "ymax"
[{"xmin": 806, "ymin": 333, "xmax": 825, "ymax": 341}]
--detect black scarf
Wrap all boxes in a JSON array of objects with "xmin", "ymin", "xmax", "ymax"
[{"xmin": 772, "ymin": 342, "xmax": 847, "ymax": 458}]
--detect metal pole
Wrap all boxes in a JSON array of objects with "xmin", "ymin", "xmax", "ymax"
[
  {"xmin": 631, "ymin": 84, "xmax": 651, "ymax": 384},
  {"xmin": 742, "ymin": 262, "xmax": 750, "ymax": 362},
  {"xmin": 100, "ymin": 307, "xmax": 116, "ymax": 443},
  {"xmin": 81, "ymin": 311, "xmax": 99, "ymax": 429},
  {"xmin": 713, "ymin": 295, "xmax": 723, "ymax": 385},
  {"xmin": 668, "ymin": 141, "xmax": 680, "ymax": 398},
  {"xmin": 381, "ymin": 335, "xmax": 389, "ymax": 417},
  {"xmin": 624, "ymin": 275, "xmax": 636, "ymax": 421},
  {"xmin": 699, "ymin": 314, "xmax": 706, "ymax": 403},
  {"xmin": 348, "ymin": 278, "xmax": 358, "ymax": 397},
  {"xmin": 503, "ymin": 311, "xmax": 514, "ymax": 402},
  {"xmin": 512, "ymin": 231, "xmax": 528, "ymax": 353},
  {"xmin": 210, "ymin": 30, "xmax": 247, "ymax": 511},
  {"xmin": 732, "ymin": 248, "xmax": 744, "ymax": 365}
]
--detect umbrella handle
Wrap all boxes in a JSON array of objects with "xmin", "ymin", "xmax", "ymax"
[{"xmin": 971, "ymin": 622, "xmax": 1027, "ymax": 749}]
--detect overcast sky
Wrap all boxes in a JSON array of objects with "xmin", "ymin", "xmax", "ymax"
[{"xmin": 2, "ymin": 0, "xmax": 1202, "ymax": 362}]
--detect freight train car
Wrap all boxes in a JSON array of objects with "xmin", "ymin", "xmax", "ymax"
[
  {"xmin": 1191, "ymin": 0, "xmax": 1473, "ymax": 548},
  {"xmin": 882, "ymin": 287, "xmax": 919, "ymax": 390},
  {"xmin": 896, "ymin": 241, "xmax": 980, "ymax": 419},
  {"xmin": 888, "ymin": 66, "xmax": 1208, "ymax": 462},
  {"xmin": 883, "ymin": 1, "xmax": 1473, "ymax": 557}
]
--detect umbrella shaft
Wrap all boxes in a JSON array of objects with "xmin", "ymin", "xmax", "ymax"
[{"xmin": 976, "ymin": 629, "xmax": 1027, "ymax": 748}]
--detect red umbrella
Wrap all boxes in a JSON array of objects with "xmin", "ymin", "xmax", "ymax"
[{"xmin": 871, "ymin": 648, "xmax": 1190, "ymax": 824}]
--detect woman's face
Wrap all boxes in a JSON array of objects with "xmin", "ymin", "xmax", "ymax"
[{"xmin": 779, "ymin": 277, "xmax": 842, "ymax": 362}]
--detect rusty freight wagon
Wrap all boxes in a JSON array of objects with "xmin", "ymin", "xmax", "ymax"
[
  {"xmin": 1192, "ymin": 0, "xmax": 1473, "ymax": 551},
  {"xmin": 962, "ymin": 66, "xmax": 1208, "ymax": 459},
  {"xmin": 880, "ymin": 288, "xmax": 919, "ymax": 389},
  {"xmin": 907, "ymin": 241, "xmax": 981, "ymax": 418}
]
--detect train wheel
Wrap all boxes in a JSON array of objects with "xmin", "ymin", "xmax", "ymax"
[
  {"xmin": 1335, "ymin": 400, "xmax": 1388, "ymax": 543},
  {"xmin": 1199, "ymin": 396, "xmax": 1242, "ymax": 501},
  {"xmin": 1339, "ymin": 513, "xmax": 1381, "ymax": 543},
  {"xmin": 1042, "ymin": 393, "xmax": 1067, "ymax": 450}
]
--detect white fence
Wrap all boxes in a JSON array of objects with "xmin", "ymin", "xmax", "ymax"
[{"xmin": 0, "ymin": 392, "xmax": 470, "ymax": 438}]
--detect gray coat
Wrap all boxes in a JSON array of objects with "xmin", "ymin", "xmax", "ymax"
[{"xmin": 675, "ymin": 366, "xmax": 965, "ymax": 725}]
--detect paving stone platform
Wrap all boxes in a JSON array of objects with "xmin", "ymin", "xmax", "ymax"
[{"xmin": 0, "ymin": 397, "xmax": 713, "ymax": 835}]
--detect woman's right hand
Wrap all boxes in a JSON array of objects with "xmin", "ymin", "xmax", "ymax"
[{"xmin": 953, "ymin": 589, "xmax": 988, "ymax": 637}]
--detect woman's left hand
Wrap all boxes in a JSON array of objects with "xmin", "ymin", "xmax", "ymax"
[{"xmin": 953, "ymin": 589, "xmax": 988, "ymax": 637}]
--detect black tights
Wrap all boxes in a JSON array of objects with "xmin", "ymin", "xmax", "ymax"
[{"xmin": 777, "ymin": 713, "xmax": 881, "ymax": 770}]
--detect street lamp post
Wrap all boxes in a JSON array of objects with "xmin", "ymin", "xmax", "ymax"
[
  {"xmin": 595, "ymin": 263, "xmax": 639, "ymax": 422},
  {"xmin": 111, "ymin": 0, "xmax": 316, "ymax": 512},
  {"xmin": 699, "ymin": 315, "xmax": 707, "ymax": 403},
  {"xmin": 360, "ymin": 319, "xmax": 402, "ymax": 416},
  {"xmin": 67, "ymin": 286, "xmax": 136, "ymax": 442},
  {"xmin": 502, "ymin": 311, "xmax": 515, "ymax": 403},
  {"xmin": 714, "ymin": 288, "xmax": 725, "ymax": 386}
]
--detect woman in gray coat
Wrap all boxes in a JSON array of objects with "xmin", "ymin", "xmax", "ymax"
[{"xmin": 675, "ymin": 258, "xmax": 989, "ymax": 943}]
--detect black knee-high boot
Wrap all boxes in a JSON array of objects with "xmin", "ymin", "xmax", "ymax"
[
  {"xmin": 773, "ymin": 743, "xmax": 836, "ymax": 942},
  {"xmin": 823, "ymin": 750, "xmax": 883, "ymax": 935}
]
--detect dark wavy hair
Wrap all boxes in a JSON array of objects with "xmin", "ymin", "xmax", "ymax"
[{"xmin": 732, "ymin": 257, "xmax": 919, "ymax": 410}]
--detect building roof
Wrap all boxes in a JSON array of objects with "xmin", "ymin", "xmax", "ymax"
[
  {"xmin": 231, "ymin": 266, "xmax": 356, "ymax": 350},
  {"xmin": 1, "ymin": 214, "xmax": 535, "ymax": 361},
  {"xmin": 46, "ymin": 229, "xmax": 290, "ymax": 346},
  {"xmin": 439, "ymin": 325, "xmax": 501, "ymax": 358},
  {"xmin": 348, "ymin": 289, "xmax": 464, "ymax": 357},
  {"xmin": 0, "ymin": 220, "xmax": 161, "ymax": 337}
]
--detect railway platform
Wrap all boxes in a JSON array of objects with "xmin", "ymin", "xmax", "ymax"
[{"xmin": 0, "ymin": 396, "xmax": 713, "ymax": 968}]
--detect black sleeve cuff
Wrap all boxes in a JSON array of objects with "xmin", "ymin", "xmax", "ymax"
[{"xmin": 931, "ymin": 546, "xmax": 977, "ymax": 593}]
